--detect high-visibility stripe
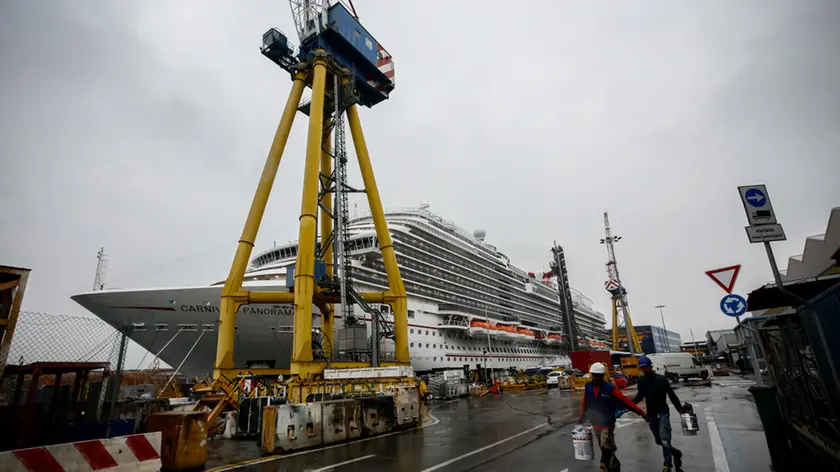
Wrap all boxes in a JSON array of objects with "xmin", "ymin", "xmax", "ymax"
[
  {"xmin": 13, "ymin": 448, "xmax": 65, "ymax": 472},
  {"xmin": 125, "ymin": 435, "xmax": 160, "ymax": 462},
  {"xmin": 74, "ymin": 440, "xmax": 119, "ymax": 470}
]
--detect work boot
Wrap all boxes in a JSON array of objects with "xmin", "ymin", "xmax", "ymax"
[
  {"xmin": 673, "ymin": 449, "xmax": 683, "ymax": 470},
  {"xmin": 662, "ymin": 465, "xmax": 672, "ymax": 472}
]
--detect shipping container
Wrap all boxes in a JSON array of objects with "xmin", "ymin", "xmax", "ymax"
[{"xmin": 570, "ymin": 350, "xmax": 612, "ymax": 373}]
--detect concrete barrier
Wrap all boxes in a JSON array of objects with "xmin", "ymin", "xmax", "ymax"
[
  {"xmin": 387, "ymin": 386, "xmax": 419, "ymax": 426},
  {"xmin": 262, "ymin": 387, "xmax": 421, "ymax": 454},
  {"xmin": 0, "ymin": 432, "xmax": 161, "ymax": 471}
]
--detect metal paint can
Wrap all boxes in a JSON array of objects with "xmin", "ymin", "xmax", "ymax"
[
  {"xmin": 681, "ymin": 412, "xmax": 699, "ymax": 435},
  {"xmin": 571, "ymin": 425, "xmax": 594, "ymax": 460}
]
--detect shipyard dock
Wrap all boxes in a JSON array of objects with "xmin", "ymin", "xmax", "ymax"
[{"xmin": 205, "ymin": 377, "xmax": 772, "ymax": 472}]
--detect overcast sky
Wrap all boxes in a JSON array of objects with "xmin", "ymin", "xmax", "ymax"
[{"xmin": 2, "ymin": 0, "xmax": 839, "ymax": 348}]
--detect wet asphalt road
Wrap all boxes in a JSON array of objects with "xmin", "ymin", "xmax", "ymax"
[{"xmin": 207, "ymin": 376, "xmax": 772, "ymax": 472}]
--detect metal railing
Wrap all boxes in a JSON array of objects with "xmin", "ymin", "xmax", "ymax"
[{"xmin": 758, "ymin": 283, "xmax": 840, "ymax": 450}]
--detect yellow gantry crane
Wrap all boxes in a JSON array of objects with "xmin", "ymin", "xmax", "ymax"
[
  {"xmin": 208, "ymin": 0, "xmax": 407, "ymax": 410},
  {"xmin": 147, "ymin": 6, "xmax": 417, "ymax": 468}
]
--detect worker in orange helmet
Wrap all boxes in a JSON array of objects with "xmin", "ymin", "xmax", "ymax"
[{"xmin": 577, "ymin": 362, "xmax": 647, "ymax": 472}]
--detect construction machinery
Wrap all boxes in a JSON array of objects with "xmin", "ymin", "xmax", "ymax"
[
  {"xmin": 600, "ymin": 213, "xmax": 643, "ymax": 376},
  {"xmin": 147, "ymin": 2, "xmax": 418, "ymax": 468},
  {"xmin": 221, "ymin": 0, "xmax": 405, "ymax": 389},
  {"xmin": 549, "ymin": 242, "xmax": 580, "ymax": 351}
]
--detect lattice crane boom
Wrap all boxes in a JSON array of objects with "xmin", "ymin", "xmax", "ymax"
[
  {"xmin": 288, "ymin": 0, "xmax": 328, "ymax": 42},
  {"xmin": 601, "ymin": 212, "xmax": 642, "ymax": 354}
]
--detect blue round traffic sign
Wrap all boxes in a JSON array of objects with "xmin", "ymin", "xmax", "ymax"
[
  {"xmin": 744, "ymin": 188, "xmax": 767, "ymax": 208},
  {"xmin": 720, "ymin": 294, "xmax": 747, "ymax": 317}
]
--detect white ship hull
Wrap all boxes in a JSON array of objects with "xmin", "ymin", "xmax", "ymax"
[{"xmin": 72, "ymin": 281, "xmax": 570, "ymax": 377}]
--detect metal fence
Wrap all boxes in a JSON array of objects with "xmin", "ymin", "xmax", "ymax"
[
  {"xmin": 4, "ymin": 311, "xmax": 125, "ymax": 369},
  {"xmin": 757, "ymin": 284, "xmax": 840, "ymax": 454},
  {"xmin": 0, "ymin": 311, "xmax": 127, "ymax": 410}
]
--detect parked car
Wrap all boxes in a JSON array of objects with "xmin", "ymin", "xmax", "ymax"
[{"xmin": 546, "ymin": 371, "xmax": 567, "ymax": 388}]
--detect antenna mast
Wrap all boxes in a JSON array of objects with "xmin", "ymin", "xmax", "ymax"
[{"xmin": 93, "ymin": 247, "xmax": 108, "ymax": 291}]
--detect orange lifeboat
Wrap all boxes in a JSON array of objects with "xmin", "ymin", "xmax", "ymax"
[
  {"xmin": 547, "ymin": 333, "xmax": 563, "ymax": 345},
  {"xmin": 469, "ymin": 319, "xmax": 489, "ymax": 337},
  {"xmin": 517, "ymin": 328, "xmax": 535, "ymax": 341},
  {"xmin": 495, "ymin": 324, "xmax": 518, "ymax": 340}
]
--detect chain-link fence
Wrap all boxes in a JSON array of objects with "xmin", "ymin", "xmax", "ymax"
[
  {"xmin": 5, "ymin": 311, "xmax": 125, "ymax": 370},
  {"xmin": 0, "ymin": 312, "xmax": 134, "ymax": 449},
  {"xmin": 0, "ymin": 311, "xmax": 128, "ymax": 415}
]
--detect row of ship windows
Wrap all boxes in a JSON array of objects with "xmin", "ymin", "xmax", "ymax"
[
  {"xmin": 400, "ymin": 229, "xmax": 559, "ymax": 301},
  {"xmin": 409, "ymin": 342, "xmax": 551, "ymax": 355},
  {"xmin": 396, "ymin": 251, "xmax": 517, "ymax": 306},
  {"xmin": 372, "ymin": 246, "xmax": 570, "ymax": 322},
  {"xmin": 355, "ymin": 269, "xmax": 554, "ymax": 329},
  {"xmin": 395, "ymin": 239, "xmax": 542, "ymax": 302},
  {"xmin": 357, "ymin": 263, "xmax": 530, "ymax": 320},
  {"xmin": 397, "ymin": 218, "xmax": 496, "ymax": 262},
  {"xmin": 354, "ymin": 230, "xmax": 586, "ymax": 324},
  {"xmin": 411, "ymin": 328, "xmax": 551, "ymax": 350},
  {"xmin": 351, "ymin": 268, "xmax": 601, "ymax": 336},
  {"xmin": 392, "ymin": 272, "xmax": 548, "ymax": 325},
  {"xmin": 254, "ymin": 235, "xmax": 378, "ymax": 268},
  {"xmin": 417, "ymin": 357, "xmax": 538, "ymax": 363},
  {"xmin": 400, "ymin": 230, "xmax": 505, "ymax": 280}
]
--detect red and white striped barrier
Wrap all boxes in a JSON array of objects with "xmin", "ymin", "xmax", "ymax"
[{"xmin": 0, "ymin": 432, "xmax": 161, "ymax": 472}]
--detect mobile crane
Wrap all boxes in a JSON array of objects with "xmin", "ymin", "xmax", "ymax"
[{"xmin": 601, "ymin": 212, "xmax": 643, "ymax": 376}]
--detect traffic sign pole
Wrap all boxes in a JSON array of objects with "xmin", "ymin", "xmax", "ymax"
[{"xmin": 763, "ymin": 241, "xmax": 785, "ymax": 289}]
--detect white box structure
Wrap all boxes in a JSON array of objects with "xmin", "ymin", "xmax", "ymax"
[{"xmin": 323, "ymin": 366, "xmax": 414, "ymax": 380}]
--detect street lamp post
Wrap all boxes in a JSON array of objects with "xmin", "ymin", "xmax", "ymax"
[{"xmin": 655, "ymin": 305, "xmax": 669, "ymax": 353}]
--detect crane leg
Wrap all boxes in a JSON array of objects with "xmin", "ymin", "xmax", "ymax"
[
  {"xmin": 346, "ymin": 105, "xmax": 409, "ymax": 364},
  {"xmin": 291, "ymin": 53, "xmax": 329, "ymax": 370},
  {"xmin": 320, "ymin": 128, "xmax": 334, "ymax": 359},
  {"xmin": 213, "ymin": 70, "xmax": 307, "ymax": 378}
]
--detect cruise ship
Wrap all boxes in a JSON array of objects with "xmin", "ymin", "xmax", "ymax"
[{"xmin": 72, "ymin": 207, "xmax": 608, "ymax": 377}]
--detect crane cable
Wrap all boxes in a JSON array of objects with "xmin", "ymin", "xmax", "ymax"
[{"xmin": 156, "ymin": 329, "xmax": 204, "ymax": 399}]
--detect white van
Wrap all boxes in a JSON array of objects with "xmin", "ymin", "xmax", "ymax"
[{"xmin": 647, "ymin": 353, "xmax": 709, "ymax": 382}]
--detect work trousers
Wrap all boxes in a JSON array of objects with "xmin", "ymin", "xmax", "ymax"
[
  {"xmin": 649, "ymin": 411, "xmax": 682, "ymax": 466},
  {"xmin": 595, "ymin": 426, "xmax": 620, "ymax": 472}
]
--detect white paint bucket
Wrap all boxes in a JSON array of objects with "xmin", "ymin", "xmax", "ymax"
[{"xmin": 571, "ymin": 425, "xmax": 594, "ymax": 460}]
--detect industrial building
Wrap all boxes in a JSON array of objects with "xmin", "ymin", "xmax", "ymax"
[
  {"xmin": 705, "ymin": 329, "xmax": 738, "ymax": 358},
  {"xmin": 681, "ymin": 340, "xmax": 710, "ymax": 357},
  {"xmin": 617, "ymin": 325, "xmax": 681, "ymax": 353}
]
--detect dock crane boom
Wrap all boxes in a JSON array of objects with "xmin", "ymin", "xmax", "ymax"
[{"xmin": 601, "ymin": 212, "xmax": 642, "ymax": 354}]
